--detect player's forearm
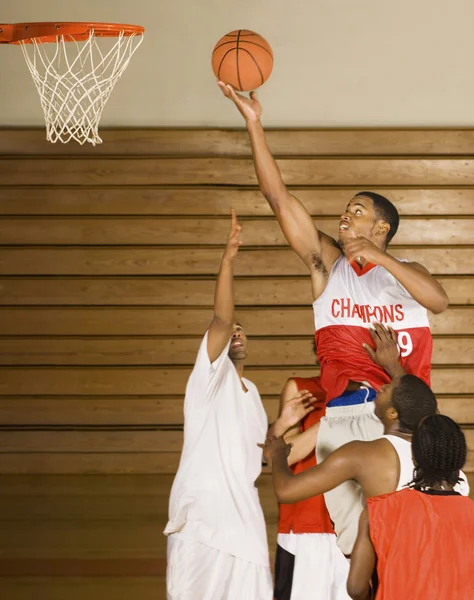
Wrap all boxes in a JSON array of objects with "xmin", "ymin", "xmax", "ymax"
[
  {"xmin": 246, "ymin": 120, "xmax": 289, "ymax": 210},
  {"xmin": 213, "ymin": 256, "xmax": 235, "ymax": 325},
  {"xmin": 378, "ymin": 254, "xmax": 449, "ymax": 314},
  {"xmin": 271, "ymin": 448, "xmax": 299, "ymax": 501}
]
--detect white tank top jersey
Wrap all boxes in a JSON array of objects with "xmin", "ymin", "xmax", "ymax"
[
  {"xmin": 313, "ymin": 255, "xmax": 433, "ymax": 400},
  {"xmin": 383, "ymin": 435, "xmax": 470, "ymax": 495},
  {"xmin": 164, "ymin": 331, "xmax": 270, "ymax": 567}
]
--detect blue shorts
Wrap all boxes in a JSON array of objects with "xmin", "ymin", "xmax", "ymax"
[{"xmin": 326, "ymin": 386, "xmax": 377, "ymax": 408}]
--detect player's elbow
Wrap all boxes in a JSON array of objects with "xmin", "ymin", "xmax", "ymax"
[
  {"xmin": 346, "ymin": 578, "xmax": 370, "ymax": 600},
  {"xmin": 430, "ymin": 291, "xmax": 449, "ymax": 314},
  {"xmin": 274, "ymin": 481, "xmax": 294, "ymax": 504}
]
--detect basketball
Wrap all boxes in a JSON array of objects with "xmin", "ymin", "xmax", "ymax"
[{"xmin": 212, "ymin": 30, "xmax": 273, "ymax": 92}]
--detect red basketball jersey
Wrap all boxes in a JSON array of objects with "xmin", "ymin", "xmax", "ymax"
[
  {"xmin": 314, "ymin": 256, "xmax": 433, "ymax": 401},
  {"xmin": 368, "ymin": 488, "xmax": 474, "ymax": 599},
  {"xmin": 278, "ymin": 377, "xmax": 334, "ymax": 535}
]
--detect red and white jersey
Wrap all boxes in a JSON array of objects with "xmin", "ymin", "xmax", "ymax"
[{"xmin": 313, "ymin": 255, "xmax": 432, "ymax": 401}]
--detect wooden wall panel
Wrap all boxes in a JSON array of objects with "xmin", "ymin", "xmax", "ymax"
[
  {"xmin": 3, "ymin": 157, "xmax": 474, "ymax": 186},
  {"xmin": 3, "ymin": 128, "xmax": 474, "ymax": 156},
  {"xmin": 0, "ymin": 276, "xmax": 472, "ymax": 305},
  {"xmin": 1, "ymin": 187, "xmax": 474, "ymax": 216},
  {"xmin": 0, "ymin": 127, "xmax": 473, "ymax": 481},
  {"xmin": 0, "ymin": 336, "xmax": 471, "ymax": 366},
  {"xmin": 0, "ymin": 247, "xmax": 472, "ymax": 276},
  {"xmin": 0, "ymin": 306, "xmax": 472, "ymax": 335}
]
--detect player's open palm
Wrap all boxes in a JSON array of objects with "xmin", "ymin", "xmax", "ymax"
[
  {"xmin": 217, "ymin": 81, "xmax": 262, "ymax": 122},
  {"xmin": 279, "ymin": 390, "xmax": 318, "ymax": 430},
  {"xmin": 223, "ymin": 209, "xmax": 242, "ymax": 261}
]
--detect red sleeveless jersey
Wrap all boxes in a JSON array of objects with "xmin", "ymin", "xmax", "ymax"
[
  {"xmin": 368, "ymin": 488, "xmax": 474, "ymax": 599},
  {"xmin": 278, "ymin": 377, "xmax": 334, "ymax": 534},
  {"xmin": 314, "ymin": 256, "xmax": 433, "ymax": 401}
]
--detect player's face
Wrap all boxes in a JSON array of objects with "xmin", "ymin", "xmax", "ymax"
[
  {"xmin": 338, "ymin": 196, "xmax": 378, "ymax": 246},
  {"xmin": 374, "ymin": 380, "xmax": 394, "ymax": 421},
  {"xmin": 228, "ymin": 323, "xmax": 248, "ymax": 361}
]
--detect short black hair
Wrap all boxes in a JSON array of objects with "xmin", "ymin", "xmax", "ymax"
[
  {"xmin": 355, "ymin": 191, "xmax": 400, "ymax": 245},
  {"xmin": 411, "ymin": 414, "xmax": 467, "ymax": 488},
  {"xmin": 390, "ymin": 374, "xmax": 437, "ymax": 433}
]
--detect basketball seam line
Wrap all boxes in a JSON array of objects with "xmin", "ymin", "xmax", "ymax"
[
  {"xmin": 236, "ymin": 30, "xmax": 242, "ymax": 91},
  {"xmin": 239, "ymin": 47, "xmax": 265, "ymax": 88},
  {"xmin": 212, "ymin": 39, "xmax": 273, "ymax": 57},
  {"xmin": 217, "ymin": 48, "xmax": 237, "ymax": 82}
]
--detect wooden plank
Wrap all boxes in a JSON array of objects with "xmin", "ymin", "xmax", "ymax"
[
  {"xmin": 0, "ymin": 450, "xmax": 472, "ymax": 475},
  {"xmin": 3, "ymin": 128, "xmax": 474, "ymax": 156},
  {"xmin": 0, "ymin": 431, "xmax": 183, "ymax": 453},
  {"xmin": 0, "ymin": 216, "xmax": 472, "ymax": 246},
  {"xmin": 0, "ymin": 307, "xmax": 471, "ymax": 336},
  {"xmin": 0, "ymin": 394, "xmax": 472, "ymax": 427},
  {"xmin": 0, "ymin": 335, "xmax": 471, "ymax": 366},
  {"xmin": 0, "ymin": 452, "xmax": 182, "ymax": 474},
  {"xmin": 0, "ymin": 579, "xmax": 166, "ymax": 600},
  {"xmin": 1, "ymin": 427, "xmax": 473, "ymax": 454},
  {"xmin": 1, "ymin": 187, "xmax": 474, "ymax": 216},
  {"xmin": 0, "ymin": 276, "xmax": 471, "ymax": 306},
  {"xmin": 0, "ymin": 474, "xmax": 172, "ymax": 496},
  {"xmin": 3, "ymin": 158, "xmax": 474, "ymax": 186},
  {"xmin": 0, "ymin": 397, "xmax": 183, "ymax": 426},
  {"xmin": 0, "ymin": 520, "xmax": 164, "ymax": 556},
  {"xmin": 0, "ymin": 247, "xmax": 470, "ymax": 276},
  {"xmin": 0, "ymin": 494, "xmax": 170, "ymax": 520},
  {"xmin": 0, "ymin": 367, "xmax": 472, "ymax": 396}
]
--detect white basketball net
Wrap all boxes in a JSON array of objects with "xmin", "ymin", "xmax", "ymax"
[{"xmin": 19, "ymin": 29, "xmax": 144, "ymax": 145}]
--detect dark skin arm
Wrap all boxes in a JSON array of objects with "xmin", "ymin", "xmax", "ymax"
[
  {"xmin": 347, "ymin": 508, "xmax": 376, "ymax": 600},
  {"xmin": 260, "ymin": 437, "xmax": 364, "ymax": 503},
  {"xmin": 207, "ymin": 210, "xmax": 242, "ymax": 362},
  {"xmin": 344, "ymin": 236, "xmax": 449, "ymax": 314},
  {"xmin": 217, "ymin": 83, "xmax": 341, "ymax": 299}
]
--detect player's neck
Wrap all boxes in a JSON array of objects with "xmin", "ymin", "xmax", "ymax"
[
  {"xmin": 231, "ymin": 358, "xmax": 245, "ymax": 378},
  {"xmin": 385, "ymin": 422, "xmax": 412, "ymax": 440}
]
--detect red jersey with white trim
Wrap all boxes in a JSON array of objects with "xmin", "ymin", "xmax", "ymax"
[
  {"xmin": 278, "ymin": 377, "xmax": 334, "ymax": 534},
  {"xmin": 313, "ymin": 255, "xmax": 432, "ymax": 401}
]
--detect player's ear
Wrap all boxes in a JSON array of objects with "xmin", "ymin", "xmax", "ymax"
[
  {"xmin": 375, "ymin": 220, "xmax": 390, "ymax": 238},
  {"xmin": 386, "ymin": 405, "xmax": 398, "ymax": 422}
]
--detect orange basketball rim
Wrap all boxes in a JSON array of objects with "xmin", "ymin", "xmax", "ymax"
[{"xmin": 0, "ymin": 22, "xmax": 145, "ymax": 145}]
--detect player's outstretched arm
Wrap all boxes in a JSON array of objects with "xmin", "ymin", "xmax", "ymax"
[
  {"xmin": 347, "ymin": 509, "xmax": 376, "ymax": 600},
  {"xmin": 207, "ymin": 209, "xmax": 241, "ymax": 363},
  {"xmin": 218, "ymin": 82, "xmax": 341, "ymax": 283},
  {"xmin": 260, "ymin": 436, "xmax": 361, "ymax": 503}
]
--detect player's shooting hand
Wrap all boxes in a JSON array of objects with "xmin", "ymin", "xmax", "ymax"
[
  {"xmin": 223, "ymin": 209, "xmax": 242, "ymax": 262},
  {"xmin": 343, "ymin": 235, "xmax": 387, "ymax": 266},
  {"xmin": 217, "ymin": 81, "xmax": 262, "ymax": 122},
  {"xmin": 278, "ymin": 390, "xmax": 319, "ymax": 430},
  {"xmin": 258, "ymin": 435, "xmax": 292, "ymax": 459},
  {"xmin": 363, "ymin": 323, "xmax": 405, "ymax": 378}
]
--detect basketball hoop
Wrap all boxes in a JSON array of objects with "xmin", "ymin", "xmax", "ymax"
[{"xmin": 0, "ymin": 22, "xmax": 145, "ymax": 145}]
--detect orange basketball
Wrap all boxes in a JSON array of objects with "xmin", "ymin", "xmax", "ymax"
[{"xmin": 212, "ymin": 30, "xmax": 273, "ymax": 92}]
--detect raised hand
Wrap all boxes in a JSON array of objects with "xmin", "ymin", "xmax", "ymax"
[
  {"xmin": 223, "ymin": 209, "xmax": 242, "ymax": 262},
  {"xmin": 217, "ymin": 81, "xmax": 262, "ymax": 123},
  {"xmin": 343, "ymin": 235, "xmax": 387, "ymax": 266},
  {"xmin": 278, "ymin": 390, "xmax": 319, "ymax": 430}
]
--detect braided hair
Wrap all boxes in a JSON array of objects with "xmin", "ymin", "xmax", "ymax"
[{"xmin": 411, "ymin": 414, "xmax": 467, "ymax": 489}]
